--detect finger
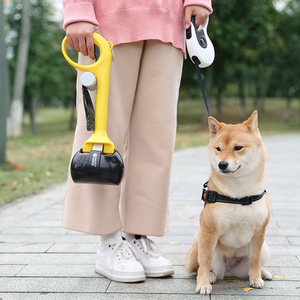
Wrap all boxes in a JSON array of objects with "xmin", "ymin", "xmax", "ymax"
[
  {"xmin": 79, "ymin": 37, "xmax": 88, "ymax": 56},
  {"xmin": 195, "ymin": 14, "xmax": 205, "ymax": 28},
  {"xmin": 68, "ymin": 37, "xmax": 74, "ymax": 50},
  {"xmin": 66, "ymin": 32, "xmax": 76, "ymax": 50},
  {"xmin": 72, "ymin": 38, "xmax": 80, "ymax": 53},
  {"xmin": 184, "ymin": 8, "xmax": 193, "ymax": 29},
  {"xmin": 86, "ymin": 33, "xmax": 95, "ymax": 60}
]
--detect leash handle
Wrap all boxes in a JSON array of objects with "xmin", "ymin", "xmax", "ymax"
[
  {"xmin": 62, "ymin": 33, "xmax": 115, "ymax": 154},
  {"xmin": 186, "ymin": 16, "xmax": 214, "ymax": 117}
]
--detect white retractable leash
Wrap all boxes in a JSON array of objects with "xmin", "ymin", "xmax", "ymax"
[{"xmin": 186, "ymin": 16, "xmax": 215, "ymax": 115}]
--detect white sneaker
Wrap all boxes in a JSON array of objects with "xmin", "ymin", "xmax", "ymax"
[
  {"xmin": 124, "ymin": 234, "xmax": 174, "ymax": 277},
  {"xmin": 95, "ymin": 236, "xmax": 146, "ymax": 282}
]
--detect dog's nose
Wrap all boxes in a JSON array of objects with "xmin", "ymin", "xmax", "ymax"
[{"xmin": 218, "ymin": 161, "xmax": 228, "ymax": 170}]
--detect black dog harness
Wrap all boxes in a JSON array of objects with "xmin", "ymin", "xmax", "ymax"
[{"xmin": 202, "ymin": 181, "xmax": 266, "ymax": 206}]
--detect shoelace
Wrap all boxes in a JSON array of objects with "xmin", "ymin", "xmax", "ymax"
[
  {"xmin": 105, "ymin": 238, "xmax": 138, "ymax": 265},
  {"xmin": 134, "ymin": 236, "xmax": 160, "ymax": 258}
]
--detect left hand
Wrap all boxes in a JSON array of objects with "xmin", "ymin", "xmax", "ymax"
[{"xmin": 184, "ymin": 5, "xmax": 211, "ymax": 29}]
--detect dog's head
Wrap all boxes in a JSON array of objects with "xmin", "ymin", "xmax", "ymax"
[{"xmin": 208, "ymin": 111, "xmax": 266, "ymax": 177}]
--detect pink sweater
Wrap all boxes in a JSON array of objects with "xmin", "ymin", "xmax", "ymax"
[{"xmin": 62, "ymin": 0, "xmax": 212, "ymax": 53}]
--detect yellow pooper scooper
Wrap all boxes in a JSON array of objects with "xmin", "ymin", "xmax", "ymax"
[{"xmin": 62, "ymin": 33, "xmax": 124, "ymax": 185}]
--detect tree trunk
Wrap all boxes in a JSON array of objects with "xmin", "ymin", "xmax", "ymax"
[
  {"xmin": 217, "ymin": 86, "xmax": 223, "ymax": 119},
  {"xmin": 0, "ymin": 0, "xmax": 9, "ymax": 164},
  {"xmin": 7, "ymin": 0, "xmax": 31, "ymax": 137},
  {"xmin": 238, "ymin": 80, "xmax": 246, "ymax": 119},
  {"xmin": 30, "ymin": 95, "xmax": 39, "ymax": 134}
]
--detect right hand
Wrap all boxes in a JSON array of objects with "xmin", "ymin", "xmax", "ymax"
[{"xmin": 66, "ymin": 22, "xmax": 101, "ymax": 60}]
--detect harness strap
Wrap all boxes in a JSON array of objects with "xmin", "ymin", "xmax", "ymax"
[{"xmin": 202, "ymin": 181, "xmax": 266, "ymax": 206}]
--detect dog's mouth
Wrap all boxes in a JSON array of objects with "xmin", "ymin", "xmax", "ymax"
[{"xmin": 219, "ymin": 165, "xmax": 241, "ymax": 174}]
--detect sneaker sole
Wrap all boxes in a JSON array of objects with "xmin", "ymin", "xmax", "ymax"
[
  {"xmin": 145, "ymin": 269, "xmax": 174, "ymax": 277},
  {"xmin": 95, "ymin": 263, "xmax": 146, "ymax": 283},
  {"xmin": 144, "ymin": 265, "xmax": 174, "ymax": 278}
]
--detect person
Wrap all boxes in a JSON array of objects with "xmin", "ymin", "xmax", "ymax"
[{"xmin": 62, "ymin": 0, "xmax": 212, "ymax": 283}]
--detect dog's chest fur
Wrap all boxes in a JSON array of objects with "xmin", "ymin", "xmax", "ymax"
[{"xmin": 212, "ymin": 198, "xmax": 269, "ymax": 248}]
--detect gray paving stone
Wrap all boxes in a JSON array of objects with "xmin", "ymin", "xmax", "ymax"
[
  {"xmin": 265, "ymin": 255, "xmax": 300, "ymax": 267},
  {"xmin": 0, "ymin": 234, "xmax": 61, "ymax": 243},
  {"xmin": 0, "ymin": 243, "xmax": 53, "ymax": 253},
  {"xmin": 266, "ymin": 267, "xmax": 300, "ymax": 280},
  {"xmin": 0, "ymin": 253, "xmax": 96, "ymax": 265},
  {"xmin": 16, "ymin": 264, "xmax": 100, "ymax": 277},
  {"xmin": 0, "ymin": 265, "xmax": 26, "ymax": 276},
  {"xmin": 0, "ymin": 277, "xmax": 110, "ymax": 293},
  {"xmin": 107, "ymin": 278, "xmax": 196, "ymax": 294},
  {"xmin": 265, "ymin": 236, "xmax": 290, "ymax": 245},
  {"xmin": 0, "ymin": 227, "xmax": 69, "ymax": 235},
  {"xmin": 210, "ymin": 279, "xmax": 300, "ymax": 296},
  {"xmin": 46, "ymin": 243, "xmax": 98, "ymax": 253},
  {"xmin": 211, "ymin": 296, "xmax": 299, "ymax": 299},
  {"xmin": 0, "ymin": 294, "xmax": 212, "ymax": 300},
  {"xmin": 14, "ymin": 220, "xmax": 62, "ymax": 227},
  {"xmin": 266, "ymin": 228, "xmax": 300, "ymax": 237},
  {"xmin": 269, "ymin": 245, "xmax": 300, "ymax": 256},
  {"xmin": 287, "ymin": 237, "xmax": 300, "ymax": 245}
]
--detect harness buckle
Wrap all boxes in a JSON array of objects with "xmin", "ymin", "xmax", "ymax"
[
  {"xmin": 206, "ymin": 190, "xmax": 217, "ymax": 203},
  {"xmin": 241, "ymin": 196, "xmax": 253, "ymax": 205}
]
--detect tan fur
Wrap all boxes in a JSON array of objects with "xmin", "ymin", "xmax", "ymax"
[{"xmin": 185, "ymin": 111, "xmax": 272, "ymax": 295}]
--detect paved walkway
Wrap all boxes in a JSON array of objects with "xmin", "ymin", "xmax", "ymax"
[{"xmin": 0, "ymin": 134, "xmax": 300, "ymax": 299}]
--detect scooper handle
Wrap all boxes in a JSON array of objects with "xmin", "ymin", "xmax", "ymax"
[{"xmin": 62, "ymin": 33, "xmax": 115, "ymax": 154}]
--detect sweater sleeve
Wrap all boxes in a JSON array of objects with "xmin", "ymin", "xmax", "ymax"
[
  {"xmin": 183, "ymin": 0, "xmax": 213, "ymax": 13},
  {"xmin": 62, "ymin": 0, "xmax": 99, "ymax": 30}
]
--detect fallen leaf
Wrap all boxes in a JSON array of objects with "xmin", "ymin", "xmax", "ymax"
[
  {"xmin": 273, "ymin": 276, "xmax": 284, "ymax": 279},
  {"xmin": 15, "ymin": 198, "xmax": 22, "ymax": 203},
  {"xmin": 243, "ymin": 287, "xmax": 253, "ymax": 292},
  {"xmin": 267, "ymin": 286, "xmax": 274, "ymax": 289},
  {"xmin": 177, "ymin": 213, "xmax": 183, "ymax": 216},
  {"xmin": 185, "ymin": 205, "xmax": 190, "ymax": 208},
  {"xmin": 228, "ymin": 280, "xmax": 241, "ymax": 283},
  {"xmin": 170, "ymin": 242, "xmax": 179, "ymax": 245}
]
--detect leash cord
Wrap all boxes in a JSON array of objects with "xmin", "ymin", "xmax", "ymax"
[{"xmin": 193, "ymin": 57, "xmax": 211, "ymax": 117}]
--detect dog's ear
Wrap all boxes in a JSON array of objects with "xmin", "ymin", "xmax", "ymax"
[
  {"xmin": 208, "ymin": 116, "xmax": 222, "ymax": 136},
  {"xmin": 244, "ymin": 110, "xmax": 260, "ymax": 133}
]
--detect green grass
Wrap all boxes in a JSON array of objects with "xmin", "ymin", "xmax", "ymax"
[
  {"xmin": 1, "ymin": 97, "xmax": 299, "ymax": 205},
  {"xmin": 176, "ymin": 97, "xmax": 300, "ymax": 149},
  {"xmin": 1, "ymin": 108, "xmax": 74, "ymax": 205}
]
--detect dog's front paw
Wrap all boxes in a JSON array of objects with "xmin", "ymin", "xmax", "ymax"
[
  {"xmin": 250, "ymin": 277, "xmax": 265, "ymax": 289},
  {"xmin": 261, "ymin": 268, "xmax": 272, "ymax": 280},
  {"xmin": 196, "ymin": 283, "xmax": 212, "ymax": 295}
]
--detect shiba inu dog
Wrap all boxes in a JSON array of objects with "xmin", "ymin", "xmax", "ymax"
[{"xmin": 185, "ymin": 111, "xmax": 272, "ymax": 295}]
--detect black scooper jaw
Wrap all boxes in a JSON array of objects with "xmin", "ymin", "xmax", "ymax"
[{"xmin": 71, "ymin": 149, "xmax": 124, "ymax": 185}]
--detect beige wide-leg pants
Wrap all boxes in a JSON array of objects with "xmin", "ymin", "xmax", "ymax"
[{"xmin": 63, "ymin": 40, "xmax": 183, "ymax": 236}]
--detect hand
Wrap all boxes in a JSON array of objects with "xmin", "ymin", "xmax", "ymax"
[
  {"xmin": 184, "ymin": 5, "xmax": 211, "ymax": 29},
  {"xmin": 66, "ymin": 22, "xmax": 101, "ymax": 60}
]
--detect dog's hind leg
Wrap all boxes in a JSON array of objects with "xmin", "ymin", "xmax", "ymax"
[{"xmin": 185, "ymin": 231, "xmax": 199, "ymax": 274}]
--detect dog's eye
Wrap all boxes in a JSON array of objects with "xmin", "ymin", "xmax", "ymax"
[
  {"xmin": 234, "ymin": 146, "xmax": 243, "ymax": 151},
  {"xmin": 216, "ymin": 147, "xmax": 221, "ymax": 152}
]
